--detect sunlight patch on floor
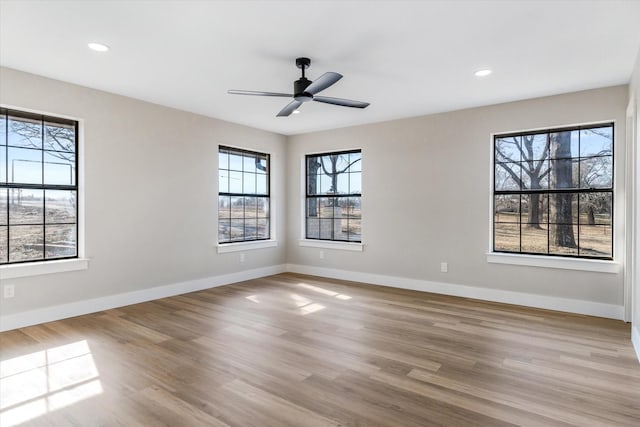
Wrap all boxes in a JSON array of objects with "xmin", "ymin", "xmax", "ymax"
[
  {"xmin": 0, "ymin": 340, "xmax": 103, "ymax": 427},
  {"xmin": 298, "ymin": 303, "xmax": 326, "ymax": 315},
  {"xmin": 297, "ymin": 282, "xmax": 352, "ymax": 301},
  {"xmin": 245, "ymin": 295, "xmax": 260, "ymax": 303},
  {"xmin": 297, "ymin": 283, "xmax": 338, "ymax": 296},
  {"xmin": 290, "ymin": 293, "xmax": 312, "ymax": 307}
]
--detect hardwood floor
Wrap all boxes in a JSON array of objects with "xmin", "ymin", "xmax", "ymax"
[{"xmin": 1, "ymin": 273, "xmax": 639, "ymax": 426}]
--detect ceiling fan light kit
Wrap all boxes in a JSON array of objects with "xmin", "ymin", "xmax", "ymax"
[{"xmin": 228, "ymin": 57, "xmax": 370, "ymax": 117}]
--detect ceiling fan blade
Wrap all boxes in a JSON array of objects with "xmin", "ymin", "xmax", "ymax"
[
  {"xmin": 277, "ymin": 100, "xmax": 303, "ymax": 117},
  {"xmin": 313, "ymin": 96, "xmax": 370, "ymax": 108},
  {"xmin": 304, "ymin": 72, "xmax": 343, "ymax": 95},
  {"xmin": 228, "ymin": 90, "xmax": 292, "ymax": 97}
]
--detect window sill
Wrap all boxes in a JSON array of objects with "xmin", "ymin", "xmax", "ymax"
[
  {"xmin": 217, "ymin": 240, "xmax": 278, "ymax": 253},
  {"xmin": 0, "ymin": 258, "xmax": 90, "ymax": 279},
  {"xmin": 299, "ymin": 239, "xmax": 364, "ymax": 252},
  {"xmin": 486, "ymin": 252, "xmax": 619, "ymax": 274}
]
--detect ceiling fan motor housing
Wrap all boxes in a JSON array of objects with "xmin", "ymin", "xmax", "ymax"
[{"xmin": 294, "ymin": 78, "xmax": 313, "ymax": 102}]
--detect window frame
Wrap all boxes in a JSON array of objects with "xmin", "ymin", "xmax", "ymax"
[
  {"xmin": 304, "ymin": 149, "xmax": 362, "ymax": 243},
  {"xmin": 217, "ymin": 145, "xmax": 271, "ymax": 245},
  {"xmin": 0, "ymin": 107, "xmax": 79, "ymax": 265},
  {"xmin": 492, "ymin": 122, "xmax": 614, "ymax": 261}
]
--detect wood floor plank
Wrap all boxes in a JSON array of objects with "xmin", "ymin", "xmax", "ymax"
[
  {"xmin": 222, "ymin": 379, "xmax": 343, "ymax": 427},
  {"xmin": 369, "ymin": 369, "xmax": 563, "ymax": 427},
  {"xmin": 1, "ymin": 272, "xmax": 638, "ymax": 426},
  {"xmin": 137, "ymin": 385, "xmax": 230, "ymax": 427}
]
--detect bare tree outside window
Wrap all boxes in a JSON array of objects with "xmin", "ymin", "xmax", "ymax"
[
  {"xmin": 306, "ymin": 150, "xmax": 361, "ymax": 242},
  {"xmin": 494, "ymin": 124, "xmax": 613, "ymax": 258},
  {"xmin": 0, "ymin": 109, "xmax": 78, "ymax": 264}
]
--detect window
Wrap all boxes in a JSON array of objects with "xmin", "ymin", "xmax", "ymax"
[
  {"xmin": 306, "ymin": 150, "xmax": 361, "ymax": 242},
  {"xmin": 218, "ymin": 146, "xmax": 270, "ymax": 243},
  {"xmin": 0, "ymin": 108, "xmax": 78, "ymax": 264},
  {"xmin": 493, "ymin": 123, "xmax": 613, "ymax": 259}
]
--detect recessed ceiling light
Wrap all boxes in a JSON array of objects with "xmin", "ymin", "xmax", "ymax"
[
  {"xmin": 88, "ymin": 42, "xmax": 110, "ymax": 52},
  {"xmin": 292, "ymin": 110, "xmax": 301, "ymax": 114},
  {"xmin": 474, "ymin": 69, "xmax": 492, "ymax": 77}
]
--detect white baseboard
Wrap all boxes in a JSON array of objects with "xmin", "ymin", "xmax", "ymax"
[
  {"xmin": 633, "ymin": 326, "xmax": 640, "ymax": 364},
  {"xmin": 0, "ymin": 264, "xmax": 286, "ymax": 332},
  {"xmin": 285, "ymin": 264, "xmax": 625, "ymax": 320}
]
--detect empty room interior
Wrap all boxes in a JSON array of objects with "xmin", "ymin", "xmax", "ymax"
[{"xmin": 2, "ymin": 1, "xmax": 640, "ymax": 425}]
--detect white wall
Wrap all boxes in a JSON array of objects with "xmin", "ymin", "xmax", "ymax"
[
  {"xmin": 287, "ymin": 86, "xmax": 628, "ymax": 312},
  {"xmin": 629, "ymin": 47, "xmax": 640, "ymax": 361},
  {"xmin": 0, "ymin": 67, "xmax": 287, "ymax": 321}
]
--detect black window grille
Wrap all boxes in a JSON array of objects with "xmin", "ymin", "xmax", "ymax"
[
  {"xmin": 0, "ymin": 108, "xmax": 79, "ymax": 264},
  {"xmin": 305, "ymin": 150, "xmax": 361, "ymax": 242},
  {"xmin": 218, "ymin": 146, "xmax": 270, "ymax": 243},
  {"xmin": 493, "ymin": 123, "xmax": 613, "ymax": 259}
]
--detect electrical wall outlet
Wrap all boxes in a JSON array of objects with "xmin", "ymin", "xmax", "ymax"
[
  {"xmin": 240, "ymin": 253, "xmax": 245, "ymax": 263},
  {"xmin": 319, "ymin": 250, "xmax": 325, "ymax": 259},
  {"xmin": 3, "ymin": 284, "xmax": 15, "ymax": 299},
  {"xmin": 440, "ymin": 262, "xmax": 448, "ymax": 273}
]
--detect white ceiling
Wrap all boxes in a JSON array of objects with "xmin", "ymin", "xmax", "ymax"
[{"xmin": 1, "ymin": 1, "xmax": 640, "ymax": 136}]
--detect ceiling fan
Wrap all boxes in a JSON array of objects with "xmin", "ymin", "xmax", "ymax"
[{"xmin": 228, "ymin": 57, "xmax": 370, "ymax": 117}]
